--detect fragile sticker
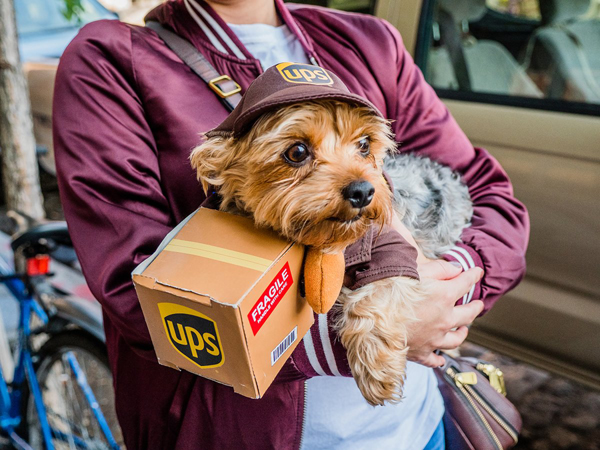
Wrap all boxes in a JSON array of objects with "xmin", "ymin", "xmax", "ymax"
[{"xmin": 248, "ymin": 262, "xmax": 293, "ymax": 335}]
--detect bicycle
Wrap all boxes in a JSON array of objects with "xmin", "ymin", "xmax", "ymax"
[{"xmin": 0, "ymin": 219, "xmax": 123, "ymax": 449}]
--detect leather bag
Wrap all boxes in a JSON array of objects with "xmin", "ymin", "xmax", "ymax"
[{"xmin": 434, "ymin": 353, "xmax": 522, "ymax": 449}]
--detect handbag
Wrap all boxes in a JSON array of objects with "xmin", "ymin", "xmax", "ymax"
[{"xmin": 434, "ymin": 352, "xmax": 522, "ymax": 450}]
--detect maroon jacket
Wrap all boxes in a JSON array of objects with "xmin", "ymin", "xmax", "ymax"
[{"xmin": 53, "ymin": 1, "xmax": 529, "ymax": 448}]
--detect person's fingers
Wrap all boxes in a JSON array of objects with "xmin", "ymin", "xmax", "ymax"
[
  {"xmin": 436, "ymin": 326, "xmax": 469, "ymax": 350},
  {"xmin": 417, "ymin": 351, "xmax": 446, "ymax": 368},
  {"xmin": 418, "ymin": 259, "xmax": 463, "ymax": 280},
  {"xmin": 435, "ymin": 267, "xmax": 484, "ymax": 302},
  {"xmin": 450, "ymin": 300, "xmax": 485, "ymax": 328}
]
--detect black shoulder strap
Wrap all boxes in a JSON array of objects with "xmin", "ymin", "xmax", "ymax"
[{"xmin": 146, "ymin": 21, "xmax": 242, "ymax": 112}]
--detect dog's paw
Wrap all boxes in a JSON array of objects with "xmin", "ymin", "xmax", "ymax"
[
  {"xmin": 334, "ymin": 276, "xmax": 424, "ymax": 406},
  {"xmin": 348, "ymin": 334, "xmax": 409, "ymax": 406}
]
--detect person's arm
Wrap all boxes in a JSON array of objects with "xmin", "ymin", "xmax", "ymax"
[
  {"xmin": 54, "ymin": 21, "xmax": 174, "ymax": 361},
  {"xmin": 383, "ymin": 21, "xmax": 530, "ymax": 313}
]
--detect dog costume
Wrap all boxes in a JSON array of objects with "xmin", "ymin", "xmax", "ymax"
[{"xmin": 205, "ymin": 64, "xmax": 420, "ymax": 313}]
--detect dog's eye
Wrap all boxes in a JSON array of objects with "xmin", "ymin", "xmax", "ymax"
[
  {"xmin": 358, "ymin": 136, "xmax": 370, "ymax": 156},
  {"xmin": 283, "ymin": 143, "xmax": 310, "ymax": 165}
]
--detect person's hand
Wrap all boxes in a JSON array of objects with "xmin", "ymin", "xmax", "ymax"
[
  {"xmin": 406, "ymin": 261, "xmax": 484, "ymax": 367},
  {"xmin": 390, "ymin": 212, "xmax": 484, "ymax": 367}
]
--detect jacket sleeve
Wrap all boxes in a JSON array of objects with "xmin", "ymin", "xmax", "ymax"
[
  {"xmin": 382, "ymin": 21, "xmax": 530, "ymax": 313},
  {"xmin": 53, "ymin": 21, "xmax": 173, "ymax": 361}
]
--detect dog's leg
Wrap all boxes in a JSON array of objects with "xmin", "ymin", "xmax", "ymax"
[{"xmin": 334, "ymin": 277, "xmax": 429, "ymax": 406}]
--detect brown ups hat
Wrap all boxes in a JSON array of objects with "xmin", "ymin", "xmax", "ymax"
[{"xmin": 206, "ymin": 62, "xmax": 383, "ymax": 138}]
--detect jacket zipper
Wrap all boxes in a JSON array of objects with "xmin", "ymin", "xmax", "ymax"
[
  {"xmin": 446, "ymin": 367, "xmax": 518, "ymax": 449},
  {"xmin": 298, "ymin": 380, "xmax": 308, "ymax": 450}
]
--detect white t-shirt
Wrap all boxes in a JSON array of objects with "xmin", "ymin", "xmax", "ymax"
[
  {"xmin": 228, "ymin": 22, "xmax": 310, "ymax": 70},
  {"xmin": 228, "ymin": 21, "xmax": 444, "ymax": 450},
  {"xmin": 301, "ymin": 363, "xmax": 444, "ymax": 450}
]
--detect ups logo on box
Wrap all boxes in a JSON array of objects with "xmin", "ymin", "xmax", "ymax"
[
  {"xmin": 276, "ymin": 62, "xmax": 333, "ymax": 85},
  {"xmin": 158, "ymin": 303, "xmax": 224, "ymax": 368}
]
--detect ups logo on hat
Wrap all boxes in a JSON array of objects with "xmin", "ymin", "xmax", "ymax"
[
  {"xmin": 276, "ymin": 62, "xmax": 333, "ymax": 85},
  {"xmin": 158, "ymin": 303, "xmax": 224, "ymax": 369}
]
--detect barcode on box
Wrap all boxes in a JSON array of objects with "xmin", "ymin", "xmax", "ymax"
[{"xmin": 271, "ymin": 326, "xmax": 298, "ymax": 366}]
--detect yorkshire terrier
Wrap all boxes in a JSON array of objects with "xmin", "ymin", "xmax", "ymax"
[{"xmin": 190, "ymin": 99, "xmax": 471, "ymax": 406}]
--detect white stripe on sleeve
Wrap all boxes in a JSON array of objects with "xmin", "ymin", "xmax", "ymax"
[
  {"xmin": 452, "ymin": 246, "xmax": 478, "ymax": 302},
  {"xmin": 318, "ymin": 314, "xmax": 342, "ymax": 377},
  {"xmin": 452, "ymin": 246, "xmax": 476, "ymax": 270},
  {"xmin": 445, "ymin": 250, "xmax": 471, "ymax": 304},
  {"xmin": 302, "ymin": 330, "xmax": 327, "ymax": 376},
  {"xmin": 183, "ymin": 0, "xmax": 228, "ymax": 54},
  {"xmin": 188, "ymin": 0, "xmax": 247, "ymax": 60}
]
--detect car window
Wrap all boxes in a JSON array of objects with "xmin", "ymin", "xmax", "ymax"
[
  {"xmin": 415, "ymin": 0, "xmax": 600, "ymax": 115},
  {"xmin": 15, "ymin": 0, "xmax": 111, "ymax": 35},
  {"xmin": 285, "ymin": 0, "xmax": 376, "ymax": 15},
  {"xmin": 486, "ymin": 0, "xmax": 540, "ymax": 19}
]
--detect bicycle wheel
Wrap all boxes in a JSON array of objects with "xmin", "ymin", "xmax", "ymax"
[{"xmin": 25, "ymin": 331, "xmax": 125, "ymax": 449}]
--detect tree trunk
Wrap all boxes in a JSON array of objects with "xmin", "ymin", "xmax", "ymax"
[{"xmin": 0, "ymin": 0, "xmax": 45, "ymax": 220}]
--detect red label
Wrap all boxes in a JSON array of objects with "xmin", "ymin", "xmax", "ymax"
[{"xmin": 248, "ymin": 262, "xmax": 293, "ymax": 335}]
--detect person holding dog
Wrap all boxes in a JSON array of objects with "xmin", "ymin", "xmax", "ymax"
[{"xmin": 53, "ymin": 0, "xmax": 529, "ymax": 448}]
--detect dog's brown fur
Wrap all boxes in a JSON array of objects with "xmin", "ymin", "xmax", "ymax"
[
  {"xmin": 191, "ymin": 100, "xmax": 425, "ymax": 405},
  {"xmin": 191, "ymin": 100, "xmax": 393, "ymax": 253}
]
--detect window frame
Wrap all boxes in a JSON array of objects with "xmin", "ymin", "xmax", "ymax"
[{"xmin": 413, "ymin": 0, "xmax": 600, "ymax": 117}]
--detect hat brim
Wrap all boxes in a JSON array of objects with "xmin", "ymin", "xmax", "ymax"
[{"xmin": 209, "ymin": 84, "xmax": 383, "ymax": 138}]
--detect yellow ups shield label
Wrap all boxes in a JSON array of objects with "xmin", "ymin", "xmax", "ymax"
[
  {"xmin": 158, "ymin": 303, "xmax": 224, "ymax": 369},
  {"xmin": 276, "ymin": 62, "xmax": 333, "ymax": 85}
]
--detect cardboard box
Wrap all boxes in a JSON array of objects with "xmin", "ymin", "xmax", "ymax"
[{"xmin": 133, "ymin": 208, "xmax": 313, "ymax": 398}]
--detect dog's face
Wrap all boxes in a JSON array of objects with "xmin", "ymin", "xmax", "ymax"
[{"xmin": 191, "ymin": 100, "xmax": 394, "ymax": 252}]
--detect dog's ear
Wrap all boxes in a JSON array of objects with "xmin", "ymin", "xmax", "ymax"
[{"xmin": 190, "ymin": 135, "xmax": 236, "ymax": 195}]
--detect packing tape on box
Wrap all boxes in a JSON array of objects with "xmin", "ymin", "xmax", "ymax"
[{"xmin": 164, "ymin": 239, "xmax": 272, "ymax": 272}]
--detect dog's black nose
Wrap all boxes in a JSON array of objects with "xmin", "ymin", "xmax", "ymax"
[{"xmin": 343, "ymin": 181, "xmax": 375, "ymax": 208}]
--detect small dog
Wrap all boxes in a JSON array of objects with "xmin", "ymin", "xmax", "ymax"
[{"xmin": 191, "ymin": 99, "xmax": 471, "ymax": 406}]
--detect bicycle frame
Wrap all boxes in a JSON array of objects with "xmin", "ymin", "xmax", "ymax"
[
  {"xmin": 0, "ymin": 254, "xmax": 120, "ymax": 450},
  {"xmin": 0, "ymin": 255, "xmax": 53, "ymax": 450}
]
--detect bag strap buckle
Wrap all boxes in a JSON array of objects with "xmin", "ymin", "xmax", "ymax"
[{"xmin": 208, "ymin": 75, "xmax": 242, "ymax": 99}]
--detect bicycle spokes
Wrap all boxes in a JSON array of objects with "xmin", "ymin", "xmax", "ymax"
[{"xmin": 31, "ymin": 349, "xmax": 121, "ymax": 449}]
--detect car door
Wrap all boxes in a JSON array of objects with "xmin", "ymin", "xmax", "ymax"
[{"xmin": 377, "ymin": 0, "xmax": 600, "ymax": 389}]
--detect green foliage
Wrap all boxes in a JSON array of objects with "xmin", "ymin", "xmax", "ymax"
[{"xmin": 62, "ymin": 0, "xmax": 85, "ymax": 23}]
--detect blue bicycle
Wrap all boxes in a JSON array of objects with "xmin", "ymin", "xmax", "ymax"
[{"xmin": 0, "ymin": 219, "xmax": 123, "ymax": 449}]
